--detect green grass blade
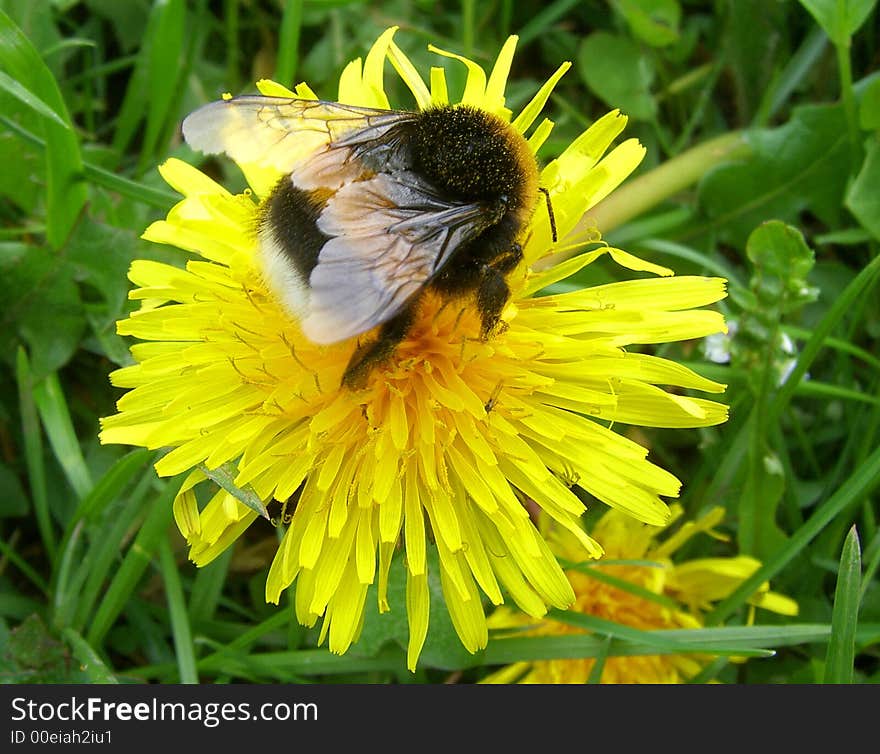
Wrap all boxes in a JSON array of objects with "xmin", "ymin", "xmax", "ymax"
[
  {"xmin": 32, "ymin": 371, "xmax": 92, "ymax": 499},
  {"xmin": 0, "ymin": 9, "xmax": 86, "ymax": 248},
  {"xmin": 139, "ymin": 0, "xmax": 185, "ymax": 170},
  {"xmin": 55, "ymin": 454, "xmax": 155, "ymax": 631},
  {"xmin": 84, "ymin": 161, "xmax": 179, "ymax": 208},
  {"xmin": 861, "ymin": 528, "xmax": 880, "ymax": 602},
  {"xmin": 72, "ymin": 467, "xmax": 159, "ymax": 632},
  {"xmin": 0, "ymin": 68, "xmax": 70, "ymax": 127},
  {"xmin": 275, "ymin": 0, "xmax": 303, "ymax": 87},
  {"xmin": 0, "ymin": 114, "xmax": 178, "ymax": 207},
  {"xmin": 62, "ymin": 628, "xmax": 118, "ymax": 684},
  {"xmin": 517, "ymin": 0, "xmax": 583, "ymax": 46},
  {"xmin": 0, "ymin": 534, "xmax": 49, "ymax": 594},
  {"xmin": 548, "ymin": 609, "xmax": 772, "ymax": 657},
  {"xmin": 198, "ymin": 648, "xmax": 405, "ymax": 679},
  {"xmin": 15, "ymin": 348, "xmax": 54, "ymax": 563},
  {"xmin": 85, "ymin": 475, "xmax": 181, "ymax": 647},
  {"xmin": 486, "ymin": 624, "xmax": 834, "ymax": 665},
  {"xmin": 770, "ymin": 253, "xmax": 880, "ymax": 424},
  {"xmin": 824, "ymin": 525, "xmax": 862, "ymax": 683},
  {"xmin": 69, "ymin": 448, "xmax": 153, "ymax": 527},
  {"xmin": 566, "ymin": 563, "xmax": 681, "ymax": 611},
  {"xmin": 188, "ymin": 546, "xmax": 234, "ymax": 625},
  {"xmin": 51, "ymin": 520, "xmax": 85, "ymax": 630},
  {"xmin": 753, "ymin": 25, "xmax": 828, "ymax": 126},
  {"xmin": 586, "ymin": 635, "xmax": 611, "ymax": 683},
  {"xmin": 687, "ymin": 657, "xmax": 730, "ymax": 684},
  {"xmin": 707, "ymin": 441, "xmax": 880, "ymax": 624},
  {"xmin": 158, "ymin": 539, "xmax": 199, "ymax": 683}
]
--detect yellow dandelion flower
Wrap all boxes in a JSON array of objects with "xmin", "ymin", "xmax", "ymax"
[
  {"xmin": 100, "ymin": 28, "xmax": 730, "ymax": 670},
  {"xmin": 482, "ymin": 507, "xmax": 799, "ymax": 684}
]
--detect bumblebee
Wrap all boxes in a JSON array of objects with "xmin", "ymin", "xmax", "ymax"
[{"xmin": 183, "ymin": 96, "xmax": 544, "ymax": 386}]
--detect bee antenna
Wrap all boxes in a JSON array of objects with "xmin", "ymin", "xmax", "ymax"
[{"xmin": 538, "ymin": 187, "xmax": 557, "ymax": 243}]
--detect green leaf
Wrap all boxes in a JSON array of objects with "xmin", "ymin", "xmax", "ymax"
[
  {"xmin": 357, "ymin": 547, "xmax": 477, "ymax": 669},
  {"xmin": 845, "ymin": 139, "xmax": 880, "ymax": 240},
  {"xmin": 698, "ymin": 103, "xmax": 849, "ymax": 248},
  {"xmin": 798, "ymin": 0, "xmax": 877, "ymax": 45},
  {"xmin": 0, "ymin": 242, "xmax": 86, "ymax": 378},
  {"xmin": 746, "ymin": 221, "xmax": 818, "ymax": 315},
  {"xmin": 0, "ymin": 10, "xmax": 86, "ymax": 249},
  {"xmin": 859, "ymin": 76, "xmax": 880, "ymax": 131},
  {"xmin": 612, "ymin": 0, "xmax": 681, "ymax": 47},
  {"xmin": 734, "ymin": 221, "xmax": 817, "ymax": 386},
  {"xmin": 198, "ymin": 462, "xmax": 269, "ymax": 520},
  {"xmin": 824, "ymin": 526, "xmax": 862, "ymax": 683},
  {"xmin": 0, "ymin": 122, "xmax": 41, "ymax": 212},
  {"xmin": 2, "ymin": 614, "xmax": 78, "ymax": 683},
  {"xmin": 61, "ymin": 628, "xmax": 118, "ymax": 684},
  {"xmin": 577, "ymin": 32, "xmax": 655, "ymax": 121}
]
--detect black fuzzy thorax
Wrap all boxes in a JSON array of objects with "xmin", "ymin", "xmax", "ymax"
[{"xmin": 409, "ymin": 105, "xmax": 531, "ymax": 206}]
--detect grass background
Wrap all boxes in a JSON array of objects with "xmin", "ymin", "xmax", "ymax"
[{"xmin": 1, "ymin": 0, "xmax": 879, "ymax": 684}]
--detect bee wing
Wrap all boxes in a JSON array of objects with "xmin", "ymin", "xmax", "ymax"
[
  {"xmin": 182, "ymin": 95, "xmax": 407, "ymax": 174},
  {"xmin": 301, "ymin": 172, "xmax": 490, "ymax": 344}
]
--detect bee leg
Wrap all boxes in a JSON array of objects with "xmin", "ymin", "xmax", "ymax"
[
  {"xmin": 341, "ymin": 304, "xmax": 416, "ymax": 389},
  {"xmin": 477, "ymin": 243, "xmax": 523, "ymax": 338}
]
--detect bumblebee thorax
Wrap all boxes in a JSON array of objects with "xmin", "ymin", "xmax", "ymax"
[{"xmin": 410, "ymin": 105, "xmax": 537, "ymax": 207}]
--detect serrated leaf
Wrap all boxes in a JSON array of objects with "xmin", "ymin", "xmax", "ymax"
[
  {"xmin": 845, "ymin": 139, "xmax": 880, "ymax": 240},
  {"xmin": 613, "ymin": 0, "xmax": 681, "ymax": 47},
  {"xmin": 577, "ymin": 32, "xmax": 655, "ymax": 120},
  {"xmin": 798, "ymin": 0, "xmax": 877, "ymax": 45}
]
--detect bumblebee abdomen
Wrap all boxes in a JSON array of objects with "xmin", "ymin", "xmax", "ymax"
[{"xmin": 261, "ymin": 179, "xmax": 331, "ymax": 280}]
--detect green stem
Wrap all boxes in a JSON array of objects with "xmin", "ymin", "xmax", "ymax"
[
  {"xmin": 577, "ymin": 131, "xmax": 752, "ymax": 235},
  {"xmin": 834, "ymin": 36, "xmax": 860, "ymax": 174},
  {"xmin": 461, "ymin": 0, "xmax": 475, "ymax": 58}
]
